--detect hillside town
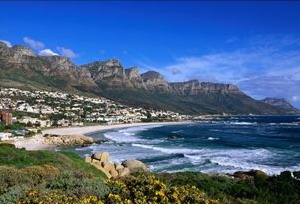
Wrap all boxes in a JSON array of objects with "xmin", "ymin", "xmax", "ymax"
[{"xmin": 0, "ymin": 87, "xmax": 189, "ymax": 141}]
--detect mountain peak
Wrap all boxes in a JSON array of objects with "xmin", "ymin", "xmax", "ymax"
[
  {"xmin": 125, "ymin": 67, "xmax": 141, "ymax": 79},
  {"xmin": 0, "ymin": 41, "xmax": 8, "ymax": 48},
  {"xmin": 261, "ymin": 97, "xmax": 300, "ymax": 113},
  {"xmin": 11, "ymin": 45, "xmax": 35, "ymax": 56},
  {"xmin": 141, "ymin": 71, "xmax": 164, "ymax": 80}
]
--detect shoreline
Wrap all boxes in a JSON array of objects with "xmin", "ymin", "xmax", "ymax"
[
  {"xmin": 42, "ymin": 121, "xmax": 193, "ymax": 136},
  {"xmin": 13, "ymin": 121, "xmax": 193, "ymax": 150}
]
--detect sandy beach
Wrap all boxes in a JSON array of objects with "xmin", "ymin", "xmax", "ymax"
[
  {"xmin": 42, "ymin": 121, "xmax": 192, "ymax": 136},
  {"xmin": 13, "ymin": 121, "xmax": 192, "ymax": 150}
]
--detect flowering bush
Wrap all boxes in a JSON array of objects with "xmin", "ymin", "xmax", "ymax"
[
  {"xmin": 106, "ymin": 174, "xmax": 220, "ymax": 204},
  {"xmin": 18, "ymin": 190, "xmax": 106, "ymax": 204},
  {"xmin": 17, "ymin": 174, "xmax": 220, "ymax": 204}
]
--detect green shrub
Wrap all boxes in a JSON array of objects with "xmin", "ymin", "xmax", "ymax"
[
  {"xmin": 47, "ymin": 172, "xmax": 110, "ymax": 198},
  {"xmin": 0, "ymin": 185, "xmax": 28, "ymax": 204},
  {"xmin": 106, "ymin": 173, "xmax": 220, "ymax": 204},
  {"xmin": 0, "ymin": 165, "xmax": 59, "ymax": 195},
  {"xmin": 157, "ymin": 171, "xmax": 300, "ymax": 204}
]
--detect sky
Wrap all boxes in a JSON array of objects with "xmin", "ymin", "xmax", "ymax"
[{"xmin": 1, "ymin": 1, "xmax": 300, "ymax": 108}]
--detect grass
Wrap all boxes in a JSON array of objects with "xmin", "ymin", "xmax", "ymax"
[
  {"xmin": 0, "ymin": 144, "xmax": 108, "ymax": 203},
  {"xmin": 0, "ymin": 143, "xmax": 106, "ymax": 179}
]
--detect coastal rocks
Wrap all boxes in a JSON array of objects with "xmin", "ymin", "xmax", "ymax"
[
  {"xmin": 122, "ymin": 159, "xmax": 148, "ymax": 173},
  {"xmin": 86, "ymin": 151, "xmax": 147, "ymax": 179},
  {"xmin": 232, "ymin": 170, "xmax": 270, "ymax": 180},
  {"xmin": 118, "ymin": 167, "xmax": 131, "ymax": 177},
  {"xmin": 92, "ymin": 151, "xmax": 109, "ymax": 162},
  {"xmin": 42, "ymin": 134, "xmax": 96, "ymax": 147}
]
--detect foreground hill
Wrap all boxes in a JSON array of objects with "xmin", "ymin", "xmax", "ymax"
[
  {"xmin": 0, "ymin": 42, "xmax": 296, "ymax": 115},
  {"xmin": 0, "ymin": 144, "xmax": 299, "ymax": 204}
]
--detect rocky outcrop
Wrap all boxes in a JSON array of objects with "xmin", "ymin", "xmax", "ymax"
[
  {"xmin": 86, "ymin": 151, "xmax": 148, "ymax": 179},
  {"xmin": 0, "ymin": 43, "xmax": 35, "ymax": 64},
  {"xmin": 125, "ymin": 67, "xmax": 140, "ymax": 79},
  {"xmin": 231, "ymin": 170, "xmax": 270, "ymax": 180},
  {"xmin": 125, "ymin": 67, "xmax": 146, "ymax": 88},
  {"xmin": 42, "ymin": 134, "xmax": 96, "ymax": 146},
  {"xmin": 121, "ymin": 159, "xmax": 148, "ymax": 173},
  {"xmin": 169, "ymin": 80, "xmax": 241, "ymax": 95},
  {"xmin": 84, "ymin": 59, "xmax": 124, "ymax": 80},
  {"xmin": 141, "ymin": 71, "xmax": 170, "ymax": 92}
]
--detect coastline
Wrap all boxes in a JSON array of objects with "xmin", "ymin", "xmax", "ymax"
[
  {"xmin": 42, "ymin": 121, "xmax": 193, "ymax": 136},
  {"xmin": 13, "ymin": 121, "xmax": 193, "ymax": 150}
]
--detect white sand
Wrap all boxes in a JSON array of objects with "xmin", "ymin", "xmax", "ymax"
[
  {"xmin": 42, "ymin": 121, "xmax": 192, "ymax": 136},
  {"xmin": 13, "ymin": 121, "xmax": 192, "ymax": 150},
  {"xmin": 13, "ymin": 134, "xmax": 56, "ymax": 150}
]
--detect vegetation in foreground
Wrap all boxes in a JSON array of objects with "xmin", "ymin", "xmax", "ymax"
[{"xmin": 0, "ymin": 144, "xmax": 299, "ymax": 204}]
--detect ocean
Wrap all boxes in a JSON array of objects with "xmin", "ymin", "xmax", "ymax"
[{"xmin": 61, "ymin": 116, "xmax": 300, "ymax": 175}]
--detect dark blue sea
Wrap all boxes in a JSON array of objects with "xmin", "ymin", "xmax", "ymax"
[{"xmin": 62, "ymin": 116, "xmax": 300, "ymax": 174}]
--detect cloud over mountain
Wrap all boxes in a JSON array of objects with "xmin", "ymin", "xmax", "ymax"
[
  {"xmin": 0, "ymin": 40, "xmax": 12, "ymax": 47},
  {"xmin": 23, "ymin": 37, "xmax": 45, "ymax": 50},
  {"xmin": 160, "ymin": 35, "xmax": 300, "ymax": 108},
  {"xmin": 57, "ymin": 46, "xmax": 78, "ymax": 58},
  {"xmin": 38, "ymin": 49, "xmax": 59, "ymax": 56}
]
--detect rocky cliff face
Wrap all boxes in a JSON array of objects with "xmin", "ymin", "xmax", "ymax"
[
  {"xmin": 0, "ymin": 43, "xmax": 35, "ymax": 64},
  {"xmin": 0, "ymin": 44, "xmax": 295, "ymax": 115},
  {"xmin": 81, "ymin": 59, "xmax": 127, "ymax": 87},
  {"xmin": 125, "ymin": 67, "xmax": 145, "ymax": 88},
  {"xmin": 141, "ymin": 71, "xmax": 170, "ymax": 92},
  {"xmin": 0, "ymin": 43, "xmax": 97, "ymax": 89},
  {"xmin": 169, "ymin": 80, "xmax": 241, "ymax": 95}
]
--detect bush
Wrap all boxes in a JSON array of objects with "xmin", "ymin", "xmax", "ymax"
[
  {"xmin": 18, "ymin": 189, "xmax": 81, "ymax": 204},
  {"xmin": 106, "ymin": 173, "xmax": 220, "ymax": 204},
  {"xmin": 0, "ymin": 165, "xmax": 59, "ymax": 195},
  {"xmin": 157, "ymin": 171, "xmax": 300, "ymax": 204},
  {"xmin": 47, "ymin": 172, "xmax": 110, "ymax": 198}
]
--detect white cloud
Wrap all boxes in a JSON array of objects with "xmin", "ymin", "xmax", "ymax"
[
  {"xmin": 23, "ymin": 37, "xmax": 45, "ymax": 50},
  {"xmin": 292, "ymin": 96, "xmax": 300, "ymax": 102},
  {"xmin": 159, "ymin": 35, "xmax": 300, "ymax": 108},
  {"xmin": 38, "ymin": 49, "xmax": 59, "ymax": 56},
  {"xmin": 0, "ymin": 40, "xmax": 12, "ymax": 47},
  {"xmin": 57, "ymin": 46, "xmax": 78, "ymax": 58}
]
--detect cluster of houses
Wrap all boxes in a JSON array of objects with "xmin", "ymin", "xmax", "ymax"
[{"xmin": 0, "ymin": 88, "xmax": 190, "ymax": 141}]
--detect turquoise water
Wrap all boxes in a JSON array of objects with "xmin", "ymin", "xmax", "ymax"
[{"xmin": 61, "ymin": 116, "xmax": 300, "ymax": 174}]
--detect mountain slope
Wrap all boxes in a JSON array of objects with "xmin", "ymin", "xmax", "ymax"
[
  {"xmin": 0, "ymin": 42, "xmax": 293, "ymax": 115},
  {"xmin": 261, "ymin": 97, "xmax": 300, "ymax": 114}
]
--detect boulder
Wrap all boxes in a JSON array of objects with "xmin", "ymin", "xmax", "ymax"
[
  {"xmin": 253, "ymin": 170, "xmax": 269, "ymax": 180},
  {"xmin": 118, "ymin": 167, "xmax": 130, "ymax": 177},
  {"xmin": 109, "ymin": 169, "xmax": 119, "ymax": 178},
  {"xmin": 103, "ymin": 162, "xmax": 115, "ymax": 172},
  {"xmin": 115, "ymin": 163, "xmax": 124, "ymax": 170},
  {"xmin": 91, "ymin": 160, "xmax": 102, "ymax": 169},
  {"xmin": 92, "ymin": 151, "xmax": 109, "ymax": 162},
  {"xmin": 232, "ymin": 170, "xmax": 269, "ymax": 180},
  {"xmin": 85, "ymin": 156, "xmax": 92, "ymax": 163},
  {"xmin": 122, "ymin": 159, "xmax": 148, "ymax": 173},
  {"xmin": 88, "ymin": 161, "xmax": 111, "ymax": 179},
  {"xmin": 232, "ymin": 171, "xmax": 253, "ymax": 180}
]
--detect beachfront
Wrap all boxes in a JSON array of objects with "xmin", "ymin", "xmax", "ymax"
[{"xmin": 12, "ymin": 121, "xmax": 192, "ymax": 150}]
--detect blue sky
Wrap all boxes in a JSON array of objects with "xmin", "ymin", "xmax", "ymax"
[{"xmin": 1, "ymin": 1, "xmax": 300, "ymax": 108}]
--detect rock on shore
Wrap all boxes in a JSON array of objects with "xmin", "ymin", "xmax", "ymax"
[
  {"xmin": 42, "ymin": 134, "xmax": 96, "ymax": 147},
  {"xmin": 85, "ymin": 151, "xmax": 148, "ymax": 179},
  {"xmin": 231, "ymin": 170, "xmax": 270, "ymax": 180}
]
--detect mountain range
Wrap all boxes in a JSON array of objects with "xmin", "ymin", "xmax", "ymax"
[{"xmin": 0, "ymin": 42, "xmax": 299, "ymax": 115}]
